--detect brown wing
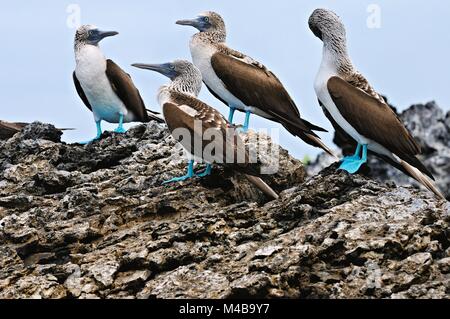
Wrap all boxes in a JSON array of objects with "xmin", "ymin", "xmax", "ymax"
[
  {"xmin": 73, "ymin": 72, "xmax": 92, "ymax": 112},
  {"xmin": 210, "ymin": 52, "xmax": 326, "ymax": 134},
  {"xmin": 164, "ymin": 93, "xmax": 260, "ymax": 176},
  {"xmin": 105, "ymin": 59, "xmax": 149, "ymax": 123},
  {"xmin": 327, "ymin": 76, "xmax": 431, "ymax": 162},
  {"xmin": 0, "ymin": 121, "xmax": 28, "ymax": 140}
]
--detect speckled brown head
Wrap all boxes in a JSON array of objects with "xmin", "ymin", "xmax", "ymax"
[
  {"xmin": 176, "ymin": 11, "xmax": 226, "ymax": 34},
  {"xmin": 74, "ymin": 25, "xmax": 118, "ymax": 47},
  {"xmin": 309, "ymin": 9, "xmax": 346, "ymax": 44}
]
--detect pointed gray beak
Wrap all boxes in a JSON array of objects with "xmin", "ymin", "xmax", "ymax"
[
  {"xmin": 98, "ymin": 30, "xmax": 119, "ymax": 39},
  {"xmin": 176, "ymin": 19, "xmax": 198, "ymax": 27},
  {"xmin": 132, "ymin": 63, "xmax": 177, "ymax": 80}
]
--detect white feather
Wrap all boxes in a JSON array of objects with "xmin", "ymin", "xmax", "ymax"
[{"xmin": 75, "ymin": 45, "xmax": 132, "ymax": 123}]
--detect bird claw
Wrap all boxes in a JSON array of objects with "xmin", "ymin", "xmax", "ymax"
[
  {"xmin": 162, "ymin": 175, "xmax": 193, "ymax": 185},
  {"xmin": 339, "ymin": 157, "xmax": 366, "ymax": 174},
  {"xmin": 114, "ymin": 127, "xmax": 127, "ymax": 134},
  {"xmin": 196, "ymin": 165, "xmax": 212, "ymax": 178}
]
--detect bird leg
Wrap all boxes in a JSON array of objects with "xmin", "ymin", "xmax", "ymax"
[
  {"xmin": 114, "ymin": 113, "xmax": 127, "ymax": 134},
  {"xmin": 339, "ymin": 144, "xmax": 368, "ymax": 174},
  {"xmin": 163, "ymin": 160, "xmax": 195, "ymax": 184},
  {"xmin": 242, "ymin": 111, "xmax": 252, "ymax": 132},
  {"xmin": 228, "ymin": 107, "xmax": 236, "ymax": 124},
  {"xmin": 79, "ymin": 121, "xmax": 103, "ymax": 145},
  {"xmin": 196, "ymin": 164, "xmax": 213, "ymax": 177}
]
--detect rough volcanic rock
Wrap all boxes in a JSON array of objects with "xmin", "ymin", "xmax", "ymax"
[
  {"xmin": 308, "ymin": 101, "xmax": 450, "ymax": 200},
  {"xmin": 0, "ymin": 122, "xmax": 449, "ymax": 299}
]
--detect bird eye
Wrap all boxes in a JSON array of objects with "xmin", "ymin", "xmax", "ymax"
[
  {"xmin": 170, "ymin": 65, "xmax": 176, "ymax": 70},
  {"xmin": 203, "ymin": 16, "xmax": 209, "ymax": 22}
]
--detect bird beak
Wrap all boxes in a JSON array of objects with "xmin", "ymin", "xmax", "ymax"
[
  {"xmin": 97, "ymin": 30, "xmax": 119, "ymax": 39},
  {"xmin": 176, "ymin": 18, "xmax": 201, "ymax": 28},
  {"xmin": 132, "ymin": 63, "xmax": 176, "ymax": 79}
]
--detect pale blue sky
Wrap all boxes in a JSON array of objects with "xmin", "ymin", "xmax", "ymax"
[{"xmin": 0, "ymin": 1, "xmax": 449, "ymax": 159}]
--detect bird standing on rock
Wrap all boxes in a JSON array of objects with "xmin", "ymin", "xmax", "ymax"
[
  {"xmin": 176, "ymin": 12, "xmax": 336, "ymax": 158},
  {"xmin": 309, "ymin": 8, "xmax": 444, "ymax": 199},
  {"xmin": 73, "ymin": 25, "xmax": 164, "ymax": 144},
  {"xmin": 132, "ymin": 60, "xmax": 279, "ymax": 200}
]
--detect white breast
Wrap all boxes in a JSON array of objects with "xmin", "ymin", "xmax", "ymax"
[
  {"xmin": 189, "ymin": 39, "xmax": 248, "ymax": 111},
  {"xmin": 75, "ymin": 45, "xmax": 130, "ymax": 123}
]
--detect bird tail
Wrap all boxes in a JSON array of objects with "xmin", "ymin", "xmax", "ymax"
[
  {"xmin": 305, "ymin": 133, "xmax": 338, "ymax": 160},
  {"xmin": 400, "ymin": 160, "xmax": 445, "ymax": 200},
  {"xmin": 244, "ymin": 175, "xmax": 279, "ymax": 200},
  {"xmin": 146, "ymin": 109, "xmax": 165, "ymax": 124}
]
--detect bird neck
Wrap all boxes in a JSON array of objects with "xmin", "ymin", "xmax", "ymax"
[
  {"xmin": 195, "ymin": 30, "xmax": 226, "ymax": 45},
  {"xmin": 74, "ymin": 43, "xmax": 104, "ymax": 64},
  {"xmin": 169, "ymin": 76, "xmax": 202, "ymax": 97},
  {"xmin": 322, "ymin": 38, "xmax": 354, "ymax": 75}
]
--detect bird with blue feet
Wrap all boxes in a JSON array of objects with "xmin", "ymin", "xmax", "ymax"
[
  {"xmin": 309, "ymin": 8, "xmax": 445, "ymax": 199},
  {"xmin": 73, "ymin": 25, "xmax": 164, "ymax": 144},
  {"xmin": 176, "ymin": 11, "xmax": 336, "ymax": 158},
  {"xmin": 133, "ymin": 59, "xmax": 279, "ymax": 200}
]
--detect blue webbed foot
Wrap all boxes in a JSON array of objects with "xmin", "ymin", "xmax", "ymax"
[
  {"xmin": 78, "ymin": 137, "xmax": 100, "ymax": 145},
  {"xmin": 162, "ymin": 174, "xmax": 194, "ymax": 184},
  {"xmin": 338, "ymin": 144, "xmax": 368, "ymax": 174},
  {"xmin": 196, "ymin": 165, "xmax": 212, "ymax": 178},
  {"xmin": 114, "ymin": 114, "xmax": 126, "ymax": 134},
  {"xmin": 114, "ymin": 126, "xmax": 127, "ymax": 134},
  {"xmin": 339, "ymin": 157, "xmax": 366, "ymax": 174},
  {"xmin": 163, "ymin": 160, "xmax": 195, "ymax": 185},
  {"xmin": 79, "ymin": 121, "xmax": 103, "ymax": 145}
]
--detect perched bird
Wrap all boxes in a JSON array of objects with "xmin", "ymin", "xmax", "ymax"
[
  {"xmin": 309, "ymin": 9, "xmax": 444, "ymax": 199},
  {"xmin": 132, "ymin": 60, "xmax": 279, "ymax": 200},
  {"xmin": 0, "ymin": 121, "xmax": 73, "ymax": 140},
  {"xmin": 176, "ymin": 12, "xmax": 336, "ymax": 157},
  {"xmin": 0, "ymin": 121, "xmax": 28, "ymax": 140},
  {"xmin": 73, "ymin": 25, "xmax": 163, "ymax": 143}
]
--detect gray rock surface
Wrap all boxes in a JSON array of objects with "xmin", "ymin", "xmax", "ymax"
[
  {"xmin": 308, "ymin": 101, "xmax": 450, "ymax": 200},
  {"xmin": 0, "ymin": 122, "xmax": 449, "ymax": 299}
]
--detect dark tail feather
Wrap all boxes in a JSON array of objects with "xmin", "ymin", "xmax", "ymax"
[
  {"xmin": 302, "ymin": 119, "xmax": 328, "ymax": 132},
  {"xmin": 400, "ymin": 160, "xmax": 445, "ymax": 200},
  {"xmin": 304, "ymin": 133, "xmax": 338, "ymax": 159},
  {"xmin": 402, "ymin": 154, "xmax": 435, "ymax": 181},
  {"xmin": 146, "ymin": 110, "xmax": 165, "ymax": 124}
]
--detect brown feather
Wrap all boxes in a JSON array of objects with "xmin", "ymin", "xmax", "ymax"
[
  {"xmin": 164, "ymin": 93, "xmax": 261, "ymax": 176},
  {"xmin": 210, "ymin": 52, "xmax": 334, "ymax": 155},
  {"xmin": 73, "ymin": 72, "xmax": 92, "ymax": 112},
  {"xmin": 0, "ymin": 121, "xmax": 28, "ymax": 140},
  {"xmin": 327, "ymin": 76, "xmax": 421, "ymax": 158},
  {"xmin": 105, "ymin": 60, "xmax": 150, "ymax": 123}
]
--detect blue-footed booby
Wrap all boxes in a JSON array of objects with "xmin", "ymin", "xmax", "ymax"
[
  {"xmin": 73, "ymin": 25, "xmax": 164, "ymax": 143},
  {"xmin": 176, "ymin": 12, "xmax": 336, "ymax": 158},
  {"xmin": 309, "ymin": 9, "xmax": 444, "ymax": 199},
  {"xmin": 132, "ymin": 60, "xmax": 279, "ymax": 200}
]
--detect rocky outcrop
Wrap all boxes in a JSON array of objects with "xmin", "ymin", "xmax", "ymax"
[
  {"xmin": 0, "ymin": 122, "xmax": 449, "ymax": 299},
  {"xmin": 308, "ymin": 101, "xmax": 450, "ymax": 200}
]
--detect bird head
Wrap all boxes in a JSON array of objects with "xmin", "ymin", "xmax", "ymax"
[
  {"xmin": 132, "ymin": 60, "xmax": 203, "ymax": 96},
  {"xmin": 176, "ymin": 11, "xmax": 225, "ymax": 33},
  {"xmin": 75, "ymin": 25, "xmax": 119, "ymax": 46},
  {"xmin": 132, "ymin": 60, "xmax": 201, "ymax": 81},
  {"xmin": 308, "ymin": 9, "xmax": 346, "ymax": 42}
]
